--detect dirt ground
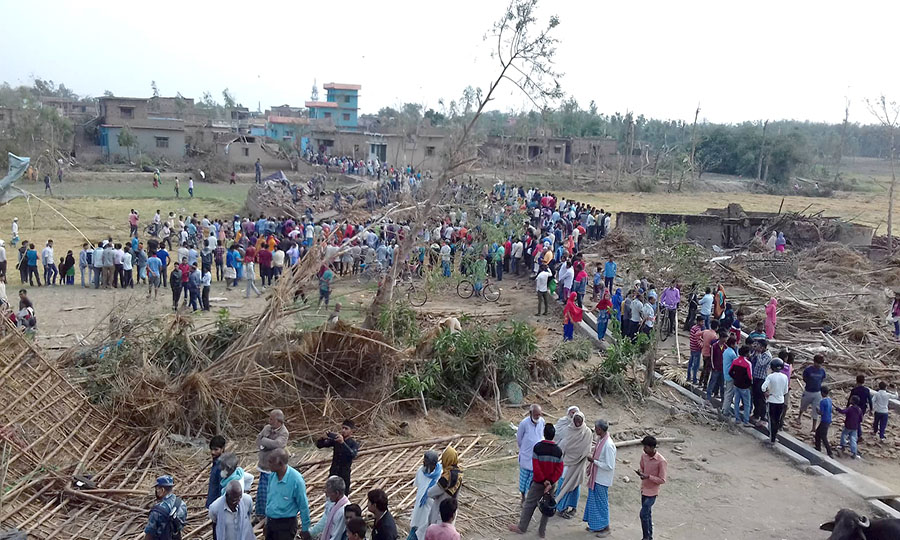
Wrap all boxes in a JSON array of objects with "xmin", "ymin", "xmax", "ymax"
[
  {"xmin": 4, "ymin": 171, "xmax": 898, "ymax": 539},
  {"xmin": 480, "ymin": 399, "xmax": 869, "ymax": 540}
]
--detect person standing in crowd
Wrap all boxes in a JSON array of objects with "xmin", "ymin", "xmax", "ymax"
[
  {"xmin": 256, "ymin": 409, "xmax": 289, "ymax": 520},
  {"xmin": 721, "ymin": 335, "xmax": 739, "ymax": 416},
  {"xmin": 169, "ymin": 264, "xmax": 183, "ymax": 311},
  {"xmin": 762, "ymin": 358, "xmax": 789, "ymax": 444},
  {"xmin": 144, "ymin": 475, "xmax": 187, "ymax": 540},
  {"xmin": 594, "ymin": 290, "xmax": 613, "ymax": 340},
  {"xmin": 368, "ymin": 489, "xmax": 397, "ymax": 540},
  {"xmin": 554, "ymin": 411, "xmax": 592, "ymax": 518},
  {"xmin": 849, "ymin": 375, "xmax": 874, "ymax": 443},
  {"xmin": 765, "ymin": 297, "xmax": 778, "ymax": 340},
  {"xmin": 535, "ymin": 265, "xmax": 551, "ymax": 316},
  {"xmin": 837, "ymin": 396, "xmax": 864, "ymax": 459},
  {"xmin": 427, "ymin": 446, "xmax": 462, "ymax": 527},
  {"xmin": 201, "ymin": 266, "xmax": 212, "ymax": 311},
  {"xmin": 425, "ymin": 500, "xmax": 460, "ymax": 540},
  {"xmin": 264, "ymin": 448, "xmax": 311, "ymax": 540},
  {"xmin": 687, "ymin": 316, "xmax": 703, "ymax": 384},
  {"xmin": 409, "ymin": 451, "xmax": 442, "ymax": 540},
  {"xmin": 78, "ymin": 242, "xmax": 89, "ymax": 287},
  {"xmin": 208, "ymin": 480, "xmax": 255, "ymax": 540},
  {"xmin": 516, "ymin": 405, "xmax": 545, "ymax": 504},
  {"xmin": 749, "ymin": 339, "xmax": 773, "ymax": 426},
  {"xmin": 509, "ymin": 423, "xmax": 563, "ymax": 539},
  {"xmin": 796, "ymin": 354, "xmax": 827, "ymax": 432},
  {"xmin": 188, "ymin": 176, "xmax": 194, "ymax": 198},
  {"xmin": 697, "ymin": 287, "xmax": 713, "ymax": 329},
  {"xmin": 255, "ymin": 159, "xmax": 262, "ymax": 183},
  {"xmin": 698, "ymin": 321, "xmax": 718, "ymax": 388},
  {"xmin": 729, "ymin": 345, "xmax": 754, "ymax": 425},
  {"xmin": 41, "ymin": 239, "xmax": 57, "ymax": 286},
  {"xmin": 603, "ymin": 256, "xmax": 616, "ymax": 293},
  {"xmin": 206, "ymin": 435, "xmax": 227, "ymax": 509},
  {"xmin": 814, "ymin": 386, "xmax": 834, "ymax": 457},
  {"xmin": 309, "ymin": 476, "xmax": 349, "ymax": 540},
  {"xmin": 636, "ymin": 436, "xmax": 667, "ymax": 540},
  {"xmin": 562, "ymin": 292, "xmax": 583, "ymax": 341},
  {"xmin": 315, "ymin": 420, "xmax": 359, "ymax": 495},
  {"xmin": 584, "ymin": 419, "xmax": 616, "ymax": 537},
  {"xmin": 872, "ymin": 381, "xmax": 898, "ymax": 442}
]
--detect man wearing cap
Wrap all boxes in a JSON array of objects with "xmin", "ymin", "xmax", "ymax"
[
  {"xmin": 315, "ymin": 419, "xmax": 360, "ymax": 496},
  {"xmin": 144, "ymin": 475, "xmax": 187, "ymax": 540}
]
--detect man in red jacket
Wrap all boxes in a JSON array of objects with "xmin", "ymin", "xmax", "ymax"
[{"xmin": 510, "ymin": 424, "xmax": 563, "ymax": 538}]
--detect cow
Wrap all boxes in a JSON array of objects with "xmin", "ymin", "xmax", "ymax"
[{"xmin": 820, "ymin": 508, "xmax": 900, "ymax": 539}]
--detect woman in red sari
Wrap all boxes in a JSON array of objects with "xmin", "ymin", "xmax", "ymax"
[{"xmin": 563, "ymin": 292, "xmax": 583, "ymax": 341}]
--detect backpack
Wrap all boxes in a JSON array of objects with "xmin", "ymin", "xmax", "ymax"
[{"xmin": 148, "ymin": 497, "xmax": 186, "ymax": 540}]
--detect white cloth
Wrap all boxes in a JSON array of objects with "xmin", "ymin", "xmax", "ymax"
[
  {"xmin": 698, "ymin": 294, "xmax": 714, "ymax": 316},
  {"xmin": 762, "ymin": 372, "xmax": 789, "ymax": 404},
  {"xmin": 592, "ymin": 438, "xmax": 617, "ymax": 487},
  {"xmin": 410, "ymin": 466, "xmax": 441, "ymax": 540},
  {"xmin": 516, "ymin": 416, "xmax": 546, "ymax": 471},
  {"xmin": 208, "ymin": 493, "xmax": 254, "ymax": 540},
  {"xmin": 873, "ymin": 390, "xmax": 899, "ymax": 414},
  {"xmin": 41, "ymin": 246, "xmax": 53, "ymax": 264}
]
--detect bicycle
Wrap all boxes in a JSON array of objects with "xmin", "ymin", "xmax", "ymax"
[
  {"xmin": 457, "ymin": 276, "xmax": 501, "ymax": 302},
  {"xmin": 660, "ymin": 306, "xmax": 677, "ymax": 341},
  {"xmin": 399, "ymin": 277, "xmax": 428, "ymax": 307}
]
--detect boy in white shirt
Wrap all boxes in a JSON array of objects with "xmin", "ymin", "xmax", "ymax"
[
  {"xmin": 872, "ymin": 381, "xmax": 899, "ymax": 441},
  {"xmin": 762, "ymin": 358, "xmax": 790, "ymax": 444}
]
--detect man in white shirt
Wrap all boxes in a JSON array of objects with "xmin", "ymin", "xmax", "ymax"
[
  {"xmin": 641, "ymin": 296, "xmax": 657, "ymax": 335},
  {"xmin": 585, "ymin": 419, "xmax": 616, "ymax": 536},
  {"xmin": 535, "ymin": 265, "xmax": 551, "ymax": 316},
  {"xmin": 761, "ymin": 358, "xmax": 790, "ymax": 444},
  {"xmin": 122, "ymin": 246, "xmax": 133, "ymax": 288},
  {"xmin": 629, "ymin": 293, "xmax": 644, "ymax": 340},
  {"xmin": 309, "ymin": 476, "xmax": 349, "ymax": 540},
  {"xmin": 209, "ymin": 480, "xmax": 255, "ymax": 540},
  {"xmin": 511, "ymin": 239, "xmax": 524, "ymax": 275},
  {"xmin": 42, "ymin": 240, "xmax": 57, "ymax": 285},
  {"xmin": 872, "ymin": 381, "xmax": 899, "ymax": 441},
  {"xmin": 516, "ymin": 404, "xmax": 546, "ymax": 504}
]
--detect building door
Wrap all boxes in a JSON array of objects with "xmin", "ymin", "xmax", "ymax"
[{"xmin": 370, "ymin": 143, "xmax": 387, "ymax": 162}]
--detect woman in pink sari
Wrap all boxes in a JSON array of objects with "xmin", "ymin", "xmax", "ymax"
[{"xmin": 765, "ymin": 297, "xmax": 777, "ymax": 339}]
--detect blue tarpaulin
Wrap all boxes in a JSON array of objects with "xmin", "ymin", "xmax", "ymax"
[{"xmin": 0, "ymin": 153, "xmax": 30, "ymax": 204}]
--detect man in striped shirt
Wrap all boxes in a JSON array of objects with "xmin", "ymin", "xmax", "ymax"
[
  {"xmin": 510, "ymin": 424, "xmax": 563, "ymax": 538},
  {"xmin": 688, "ymin": 316, "xmax": 703, "ymax": 384}
]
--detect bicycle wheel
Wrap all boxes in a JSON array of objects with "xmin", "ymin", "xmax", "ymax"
[
  {"xmin": 415, "ymin": 264, "xmax": 424, "ymax": 278},
  {"xmin": 483, "ymin": 284, "xmax": 501, "ymax": 302},
  {"xmin": 457, "ymin": 280, "xmax": 474, "ymax": 299},
  {"xmin": 407, "ymin": 285, "xmax": 427, "ymax": 307}
]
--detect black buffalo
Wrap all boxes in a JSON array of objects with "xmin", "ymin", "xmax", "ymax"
[{"xmin": 820, "ymin": 508, "xmax": 900, "ymax": 539}]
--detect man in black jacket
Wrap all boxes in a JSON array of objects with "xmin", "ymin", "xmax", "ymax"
[{"xmin": 316, "ymin": 419, "xmax": 359, "ymax": 495}]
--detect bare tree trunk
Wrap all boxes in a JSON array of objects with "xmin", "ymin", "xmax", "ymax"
[
  {"xmin": 595, "ymin": 143, "xmax": 600, "ymax": 181},
  {"xmin": 889, "ymin": 126, "xmax": 896, "ymax": 256},
  {"xmin": 688, "ymin": 104, "xmax": 700, "ymax": 182},
  {"xmin": 756, "ymin": 119, "xmax": 769, "ymax": 181}
]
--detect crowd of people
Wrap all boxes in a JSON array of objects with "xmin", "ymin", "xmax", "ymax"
[
  {"xmin": 511, "ymin": 404, "xmax": 667, "ymax": 539},
  {"xmin": 143, "ymin": 409, "xmax": 463, "ymax": 540}
]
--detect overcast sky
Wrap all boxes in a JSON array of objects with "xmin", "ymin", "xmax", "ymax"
[{"xmin": 3, "ymin": 0, "xmax": 898, "ymax": 125}]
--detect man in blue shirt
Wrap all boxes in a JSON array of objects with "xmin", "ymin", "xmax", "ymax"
[
  {"xmin": 156, "ymin": 247, "xmax": 169, "ymax": 288},
  {"xmin": 265, "ymin": 448, "xmax": 312, "ymax": 540},
  {"xmin": 814, "ymin": 386, "xmax": 834, "ymax": 457},
  {"xmin": 25, "ymin": 243, "xmax": 41, "ymax": 286},
  {"xmin": 721, "ymin": 335, "xmax": 739, "ymax": 417},
  {"xmin": 144, "ymin": 475, "xmax": 187, "ymax": 540},
  {"xmin": 603, "ymin": 256, "xmax": 617, "ymax": 293},
  {"xmin": 147, "ymin": 251, "xmax": 162, "ymax": 300},
  {"xmin": 797, "ymin": 354, "xmax": 827, "ymax": 432}
]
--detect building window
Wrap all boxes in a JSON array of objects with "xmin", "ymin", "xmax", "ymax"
[
  {"xmin": 344, "ymin": 95, "xmax": 351, "ymax": 103},
  {"xmin": 342, "ymin": 113, "xmax": 350, "ymax": 121},
  {"xmin": 242, "ymin": 148, "xmax": 250, "ymax": 157},
  {"xmin": 285, "ymin": 130, "xmax": 294, "ymax": 137},
  {"xmin": 324, "ymin": 112, "xmax": 332, "ymax": 119},
  {"xmin": 155, "ymin": 137, "xmax": 169, "ymax": 148},
  {"xmin": 554, "ymin": 146, "xmax": 562, "ymax": 154},
  {"xmin": 120, "ymin": 107, "xmax": 134, "ymax": 119},
  {"xmin": 0, "ymin": 112, "xmax": 5, "ymax": 121},
  {"xmin": 426, "ymin": 146, "xmax": 436, "ymax": 156}
]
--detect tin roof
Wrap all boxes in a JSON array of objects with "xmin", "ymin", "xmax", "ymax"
[
  {"xmin": 304, "ymin": 101, "xmax": 339, "ymax": 108},
  {"xmin": 323, "ymin": 83, "xmax": 361, "ymax": 91}
]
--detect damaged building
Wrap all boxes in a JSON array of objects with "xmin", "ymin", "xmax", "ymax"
[{"xmin": 615, "ymin": 203, "xmax": 875, "ymax": 249}]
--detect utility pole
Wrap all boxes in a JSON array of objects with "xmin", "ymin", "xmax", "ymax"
[
  {"xmin": 756, "ymin": 119, "xmax": 769, "ymax": 181},
  {"xmin": 688, "ymin": 104, "xmax": 700, "ymax": 183}
]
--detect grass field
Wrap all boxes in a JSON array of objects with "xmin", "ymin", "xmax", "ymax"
[{"xmin": 0, "ymin": 179, "xmax": 249, "ymax": 251}]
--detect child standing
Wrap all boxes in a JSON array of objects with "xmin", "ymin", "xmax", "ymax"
[
  {"xmin": 814, "ymin": 386, "xmax": 834, "ymax": 457},
  {"xmin": 206, "ymin": 435, "xmax": 226, "ymax": 508},
  {"xmin": 837, "ymin": 395, "xmax": 864, "ymax": 459},
  {"xmin": 592, "ymin": 263, "xmax": 603, "ymax": 302},
  {"xmin": 872, "ymin": 381, "xmax": 899, "ymax": 442}
]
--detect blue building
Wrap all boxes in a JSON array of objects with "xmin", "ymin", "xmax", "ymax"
[
  {"xmin": 266, "ymin": 115, "xmax": 310, "ymax": 151},
  {"xmin": 306, "ymin": 83, "xmax": 361, "ymax": 129}
]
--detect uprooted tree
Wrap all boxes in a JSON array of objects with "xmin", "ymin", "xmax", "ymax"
[{"xmin": 363, "ymin": 0, "xmax": 564, "ymax": 328}]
